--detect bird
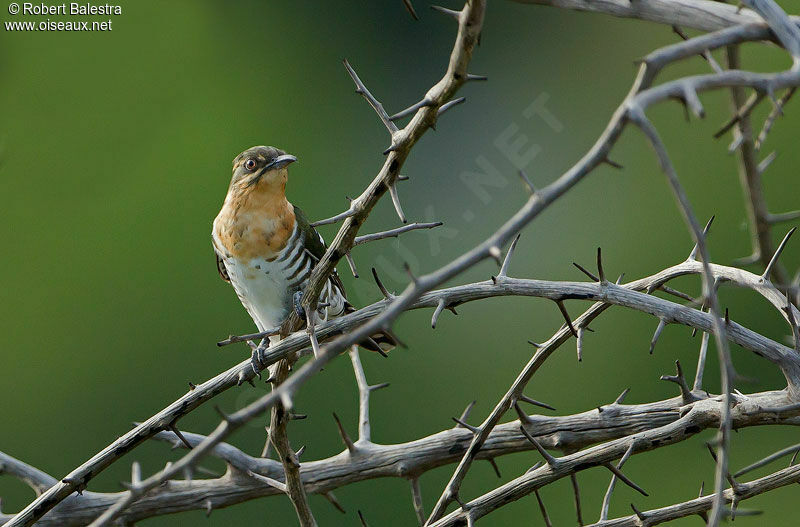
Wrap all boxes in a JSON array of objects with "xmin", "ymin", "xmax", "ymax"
[{"xmin": 213, "ymin": 145, "xmax": 395, "ymax": 373}]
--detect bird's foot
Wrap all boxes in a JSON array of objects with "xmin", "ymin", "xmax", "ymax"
[
  {"xmin": 293, "ymin": 291, "xmax": 306, "ymax": 320},
  {"xmin": 250, "ymin": 338, "xmax": 270, "ymax": 378}
]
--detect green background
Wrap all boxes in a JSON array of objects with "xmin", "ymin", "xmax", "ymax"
[{"xmin": 2, "ymin": 1, "xmax": 799, "ymax": 525}]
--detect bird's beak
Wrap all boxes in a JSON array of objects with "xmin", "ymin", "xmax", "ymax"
[{"xmin": 264, "ymin": 154, "xmax": 298, "ymax": 171}]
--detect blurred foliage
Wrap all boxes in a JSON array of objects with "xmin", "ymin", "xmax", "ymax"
[{"xmin": 1, "ymin": 1, "xmax": 799, "ymax": 525}]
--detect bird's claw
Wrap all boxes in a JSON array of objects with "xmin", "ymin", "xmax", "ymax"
[
  {"xmin": 250, "ymin": 338, "xmax": 269, "ymax": 378},
  {"xmin": 293, "ymin": 291, "xmax": 306, "ymax": 320}
]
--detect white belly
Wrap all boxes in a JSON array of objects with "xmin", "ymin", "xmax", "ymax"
[
  {"xmin": 224, "ymin": 256, "xmax": 295, "ymax": 331},
  {"xmin": 214, "ymin": 225, "xmax": 347, "ymax": 332}
]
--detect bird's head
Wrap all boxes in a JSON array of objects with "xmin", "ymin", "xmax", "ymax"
[{"xmin": 230, "ymin": 145, "xmax": 297, "ymax": 192}]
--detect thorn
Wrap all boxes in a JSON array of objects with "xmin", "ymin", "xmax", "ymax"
[
  {"xmin": 458, "ymin": 400, "xmax": 477, "ymax": 422},
  {"xmin": 168, "ymin": 424, "xmax": 193, "ymax": 450},
  {"xmin": 205, "ymin": 499, "xmax": 213, "ymax": 517},
  {"xmin": 570, "ymin": 473, "xmax": 583, "ymax": 526},
  {"xmin": 518, "ymin": 169, "xmax": 536, "ymax": 194},
  {"xmin": 323, "ymin": 491, "xmax": 346, "ymax": 514},
  {"xmin": 616, "ymin": 273, "xmax": 626, "ymax": 284},
  {"xmin": 389, "ymin": 98, "xmax": 434, "ymax": 121},
  {"xmin": 688, "ymin": 215, "xmax": 714, "ymax": 261},
  {"xmin": 467, "ymin": 73, "xmax": 488, "ymax": 81},
  {"xmin": 527, "ymin": 461, "xmax": 545, "ymax": 474},
  {"xmin": 388, "ymin": 183, "xmax": 407, "ymax": 223},
  {"xmin": 345, "ymin": 252, "xmax": 359, "ymax": 278},
  {"xmin": 555, "ymin": 300, "xmax": 578, "ymax": 337},
  {"xmin": 401, "ymin": 0, "xmax": 419, "ymax": 20},
  {"xmin": 518, "ymin": 394, "xmax": 556, "ymax": 411},
  {"xmin": 488, "ymin": 458, "xmax": 502, "ymax": 478},
  {"xmin": 682, "ymin": 85, "xmax": 705, "ymax": 118},
  {"xmin": 430, "ymin": 4, "xmax": 460, "ymax": 21},
  {"xmin": 368, "ymin": 382, "xmax": 391, "ymax": 393},
  {"xmin": 310, "ymin": 206, "xmax": 357, "ymax": 227},
  {"xmin": 603, "ymin": 157, "xmax": 624, "ymax": 169},
  {"xmin": 603, "ymin": 463, "xmax": 648, "ymax": 496},
  {"xmin": 188, "ymin": 381, "xmax": 196, "ymax": 390},
  {"xmin": 513, "ymin": 401, "xmax": 534, "ymax": 425},
  {"xmin": 631, "ymin": 503, "xmax": 647, "ymax": 521},
  {"xmin": 757, "ymin": 151, "xmax": 777, "ymax": 174},
  {"xmin": 371, "ymin": 267, "xmax": 393, "ymax": 299},
  {"xmin": 763, "ymin": 227, "xmax": 796, "ymax": 281},
  {"xmin": 596, "ymin": 247, "xmax": 607, "ymax": 283},
  {"xmin": 247, "ymin": 470, "xmax": 288, "ymax": 493},
  {"xmin": 438, "ymin": 97, "xmax": 466, "ymax": 116},
  {"xmin": 649, "ymin": 318, "xmax": 668, "ymax": 354},
  {"xmin": 452, "ymin": 417, "xmax": 480, "ymax": 434},
  {"xmin": 660, "ymin": 360, "xmax": 698, "ymax": 405},
  {"xmin": 498, "ymin": 234, "xmax": 520, "ymax": 278},
  {"xmin": 342, "ymin": 58, "xmax": 398, "ymax": 135},
  {"xmin": 528, "ymin": 340, "xmax": 542, "ymax": 348},
  {"xmin": 288, "ymin": 413, "xmax": 307, "ymax": 420},
  {"xmin": 358, "ymin": 509, "xmax": 369, "ymax": 527},
  {"xmin": 573, "ymin": 261, "xmax": 599, "ymax": 282},
  {"xmin": 332, "ymin": 412, "xmax": 357, "ymax": 454},
  {"xmin": 519, "ymin": 425, "xmax": 558, "ymax": 466},
  {"xmin": 534, "ymin": 489, "xmax": 553, "ymax": 527},
  {"xmin": 295, "ymin": 445, "xmax": 306, "ymax": 459},
  {"xmin": 432, "ymin": 298, "xmax": 447, "ymax": 328},
  {"xmin": 615, "ymin": 387, "xmax": 631, "ymax": 404}
]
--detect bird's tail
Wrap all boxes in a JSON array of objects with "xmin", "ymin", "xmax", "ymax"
[
  {"xmin": 343, "ymin": 304, "xmax": 397, "ymax": 355},
  {"xmin": 358, "ymin": 330, "xmax": 397, "ymax": 356}
]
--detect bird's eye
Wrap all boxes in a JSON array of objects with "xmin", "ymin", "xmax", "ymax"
[{"xmin": 244, "ymin": 159, "xmax": 257, "ymax": 171}]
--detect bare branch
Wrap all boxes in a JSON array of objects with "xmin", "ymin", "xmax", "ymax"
[
  {"xmin": 514, "ymin": 0, "xmax": 798, "ymax": 33},
  {"xmin": 342, "ymin": 59, "xmax": 399, "ymax": 135},
  {"xmin": 734, "ymin": 442, "xmax": 800, "ymax": 477},
  {"xmin": 353, "ymin": 222, "xmax": 442, "ymax": 246}
]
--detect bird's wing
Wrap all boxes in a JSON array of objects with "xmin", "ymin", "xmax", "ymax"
[{"xmin": 293, "ymin": 204, "xmax": 348, "ymax": 298}]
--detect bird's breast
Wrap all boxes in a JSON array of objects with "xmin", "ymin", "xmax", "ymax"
[{"xmin": 213, "ymin": 189, "xmax": 296, "ymax": 261}]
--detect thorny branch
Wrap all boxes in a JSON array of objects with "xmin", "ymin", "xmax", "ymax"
[
  {"xmin": 1, "ymin": 1, "xmax": 487, "ymax": 525},
  {"xmin": 4, "ymin": 0, "xmax": 800, "ymax": 526},
  {"xmin": 2, "ymin": 390, "xmax": 797, "ymax": 525}
]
